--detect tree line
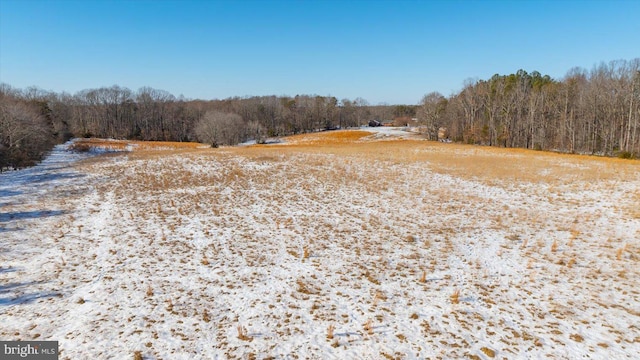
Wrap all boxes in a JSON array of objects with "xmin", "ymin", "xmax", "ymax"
[
  {"xmin": 0, "ymin": 85, "xmax": 404, "ymax": 170},
  {"xmin": 1, "ymin": 58, "xmax": 638, "ymax": 170},
  {"xmin": 417, "ymin": 58, "xmax": 640, "ymax": 157}
]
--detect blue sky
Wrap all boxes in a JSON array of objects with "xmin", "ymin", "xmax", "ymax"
[{"xmin": 1, "ymin": 0, "xmax": 638, "ymax": 104}]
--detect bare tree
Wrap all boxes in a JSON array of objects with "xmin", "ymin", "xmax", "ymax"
[
  {"xmin": 417, "ymin": 92, "xmax": 446, "ymax": 140},
  {"xmin": 195, "ymin": 111, "xmax": 245, "ymax": 147},
  {"xmin": 0, "ymin": 97, "xmax": 53, "ymax": 170}
]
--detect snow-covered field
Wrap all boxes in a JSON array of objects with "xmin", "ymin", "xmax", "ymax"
[{"xmin": 1, "ymin": 131, "xmax": 639, "ymax": 359}]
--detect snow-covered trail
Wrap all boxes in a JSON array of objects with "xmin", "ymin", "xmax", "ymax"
[
  {"xmin": 0, "ymin": 141, "xmax": 96, "ymax": 191},
  {"xmin": 0, "ymin": 141, "xmax": 102, "ymax": 308}
]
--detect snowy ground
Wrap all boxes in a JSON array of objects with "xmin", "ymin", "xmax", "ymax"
[
  {"xmin": 1, "ymin": 133, "xmax": 639, "ymax": 359},
  {"xmin": 358, "ymin": 126, "xmax": 420, "ymax": 139}
]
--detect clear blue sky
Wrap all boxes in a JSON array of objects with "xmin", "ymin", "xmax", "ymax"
[{"xmin": 1, "ymin": 0, "xmax": 638, "ymax": 104}]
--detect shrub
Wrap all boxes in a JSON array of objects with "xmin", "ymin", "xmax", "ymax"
[
  {"xmin": 68, "ymin": 142, "xmax": 93, "ymax": 152},
  {"xmin": 617, "ymin": 151, "xmax": 634, "ymax": 159}
]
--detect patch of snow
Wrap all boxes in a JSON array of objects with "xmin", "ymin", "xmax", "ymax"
[{"xmin": 360, "ymin": 126, "xmax": 422, "ymax": 139}]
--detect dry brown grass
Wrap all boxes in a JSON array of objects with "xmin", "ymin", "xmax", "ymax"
[
  {"xmin": 363, "ymin": 319, "xmax": 374, "ymax": 335},
  {"xmin": 296, "ymin": 278, "xmax": 315, "ymax": 295},
  {"xmin": 569, "ymin": 333, "xmax": 584, "ymax": 342},
  {"xmin": 480, "ymin": 347, "xmax": 496, "ymax": 358},
  {"xmin": 237, "ymin": 325, "xmax": 252, "ymax": 341},
  {"xmin": 327, "ymin": 324, "xmax": 335, "ymax": 339},
  {"xmin": 71, "ymin": 138, "xmax": 208, "ymax": 152},
  {"xmin": 419, "ymin": 270, "xmax": 427, "ymax": 283},
  {"xmin": 78, "ymin": 130, "xmax": 638, "ymax": 197},
  {"xmin": 62, "ymin": 129, "xmax": 639, "ymax": 358},
  {"xmin": 272, "ymin": 130, "xmax": 372, "ymax": 146},
  {"xmin": 247, "ymin": 130, "xmax": 640, "ymax": 188},
  {"xmin": 201, "ymin": 257, "xmax": 210, "ymax": 265},
  {"xmin": 450, "ymin": 289, "xmax": 460, "ymax": 304}
]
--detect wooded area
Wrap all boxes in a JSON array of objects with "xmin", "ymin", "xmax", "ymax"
[
  {"xmin": 1, "ymin": 58, "xmax": 638, "ymax": 170},
  {"xmin": 418, "ymin": 59, "xmax": 640, "ymax": 157},
  {"xmin": 0, "ymin": 84, "xmax": 400, "ymax": 170}
]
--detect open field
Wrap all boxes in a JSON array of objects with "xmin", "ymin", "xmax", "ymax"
[{"xmin": 1, "ymin": 130, "xmax": 639, "ymax": 359}]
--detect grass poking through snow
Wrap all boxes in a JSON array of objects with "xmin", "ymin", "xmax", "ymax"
[{"xmin": 1, "ymin": 130, "xmax": 638, "ymax": 359}]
